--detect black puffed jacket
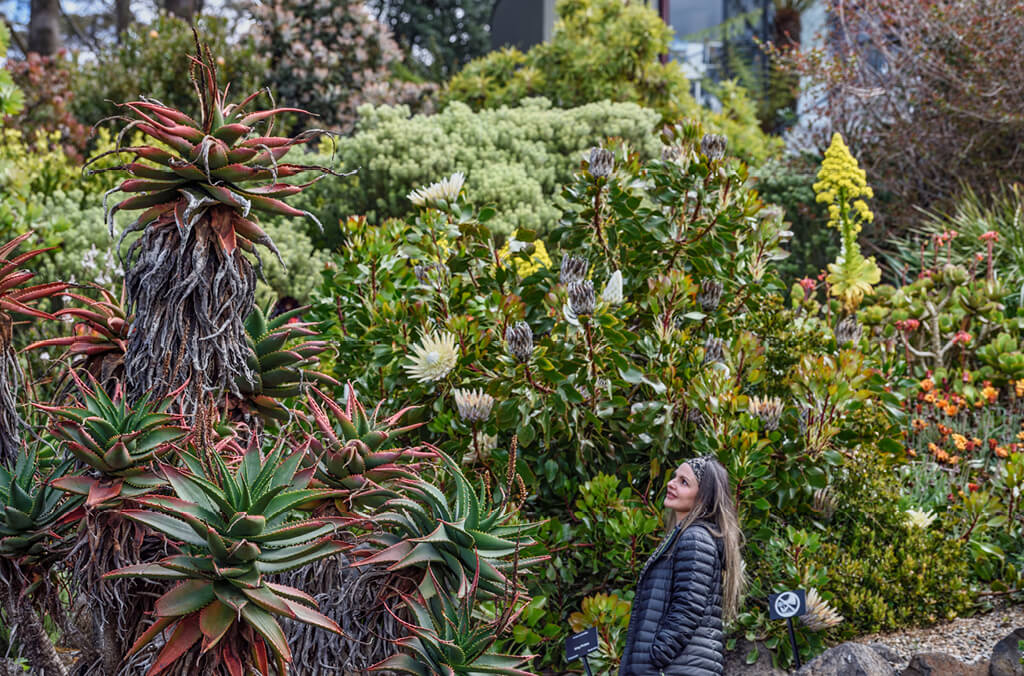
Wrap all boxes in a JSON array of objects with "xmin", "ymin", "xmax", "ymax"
[{"xmin": 619, "ymin": 521, "xmax": 724, "ymax": 676}]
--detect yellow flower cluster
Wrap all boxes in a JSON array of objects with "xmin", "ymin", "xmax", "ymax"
[
  {"xmin": 813, "ymin": 132, "xmax": 875, "ymax": 232},
  {"xmin": 497, "ymin": 231, "xmax": 552, "ymax": 278}
]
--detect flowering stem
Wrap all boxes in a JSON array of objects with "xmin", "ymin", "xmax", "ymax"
[
  {"xmin": 582, "ymin": 318, "xmax": 598, "ymax": 388},
  {"xmin": 592, "ymin": 186, "xmax": 614, "ymax": 262},
  {"xmin": 524, "ymin": 362, "xmax": 552, "ymax": 394}
]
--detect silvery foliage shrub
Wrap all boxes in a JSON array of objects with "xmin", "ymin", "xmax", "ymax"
[
  {"xmin": 294, "ymin": 98, "xmax": 662, "ymax": 243},
  {"xmin": 253, "ymin": 0, "xmax": 435, "ymax": 133}
]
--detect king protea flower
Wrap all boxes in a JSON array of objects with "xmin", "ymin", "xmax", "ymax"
[
  {"xmin": 407, "ymin": 172, "xmax": 466, "ymax": 207},
  {"xmin": 453, "ymin": 388, "xmax": 494, "ymax": 422},
  {"xmin": 405, "ymin": 331, "xmax": 459, "ymax": 383}
]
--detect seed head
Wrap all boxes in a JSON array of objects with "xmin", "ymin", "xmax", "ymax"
[
  {"xmin": 700, "ymin": 134, "xmax": 727, "ymax": 161},
  {"xmin": 702, "ymin": 336, "xmax": 725, "ymax": 366},
  {"xmin": 589, "ymin": 147, "xmax": 614, "ymax": 178},
  {"xmin": 504, "ymin": 321, "xmax": 533, "ymax": 363},
  {"xmin": 560, "ymin": 254, "xmax": 589, "ymax": 285},
  {"xmin": 568, "ymin": 280, "xmax": 596, "ymax": 316},
  {"xmin": 835, "ymin": 316, "xmax": 863, "ymax": 345},
  {"xmin": 697, "ymin": 278, "xmax": 723, "ymax": 312}
]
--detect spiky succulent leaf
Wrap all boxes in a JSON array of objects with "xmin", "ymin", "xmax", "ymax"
[
  {"xmin": 104, "ymin": 433, "xmax": 345, "ymax": 675},
  {"xmin": 0, "ymin": 449, "xmax": 83, "ymax": 568}
]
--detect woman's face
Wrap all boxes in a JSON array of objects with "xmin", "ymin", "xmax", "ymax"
[{"xmin": 664, "ymin": 462, "xmax": 699, "ymax": 516}]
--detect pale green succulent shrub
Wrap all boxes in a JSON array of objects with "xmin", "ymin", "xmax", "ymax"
[{"xmin": 293, "ymin": 98, "xmax": 662, "ymax": 246}]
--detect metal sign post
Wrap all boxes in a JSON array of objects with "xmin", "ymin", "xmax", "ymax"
[
  {"xmin": 768, "ymin": 589, "xmax": 808, "ymax": 669},
  {"xmin": 565, "ymin": 626, "xmax": 599, "ymax": 675}
]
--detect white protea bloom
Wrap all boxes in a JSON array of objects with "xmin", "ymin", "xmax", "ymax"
[
  {"xmin": 903, "ymin": 508, "xmax": 937, "ymax": 529},
  {"xmin": 800, "ymin": 588, "xmax": 844, "ymax": 632},
  {"xmin": 404, "ymin": 331, "xmax": 459, "ymax": 383},
  {"xmin": 601, "ymin": 270, "xmax": 624, "ymax": 305},
  {"xmin": 407, "ymin": 172, "xmax": 466, "ymax": 207},
  {"xmin": 453, "ymin": 387, "xmax": 495, "ymax": 422}
]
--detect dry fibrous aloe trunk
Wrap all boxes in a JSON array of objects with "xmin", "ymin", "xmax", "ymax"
[
  {"xmin": 121, "ymin": 203, "xmax": 257, "ymax": 417},
  {"xmin": 279, "ymin": 555, "xmax": 410, "ymax": 674},
  {"xmin": 1, "ymin": 565, "xmax": 68, "ymax": 676}
]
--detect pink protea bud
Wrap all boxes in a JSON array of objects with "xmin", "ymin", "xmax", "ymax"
[
  {"xmin": 895, "ymin": 318, "xmax": 920, "ymax": 332},
  {"xmin": 953, "ymin": 331, "xmax": 972, "ymax": 345},
  {"xmin": 979, "ymin": 230, "xmax": 999, "ymax": 242}
]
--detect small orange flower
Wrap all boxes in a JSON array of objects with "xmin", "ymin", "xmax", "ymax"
[
  {"xmin": 923, "ymin": 392, "xmax": 936, "ymax": 404},
  {"xmin": 944, "ymin": 404, "xmax": 959, "ymax": 416},
  {"xmin": 937, "ymin": 424, "xmax": 952, "ymax": 436},
  {"xmin": 937, "ymin": 398, "xmax": 949, "ymax": 409},
  {"xmin": 1016, "ymin": 430, "xmax": 1024, "ymax": 442},
  {"xmin": 912, "ymin": 419, "xmax": 928, "ymax": 431},
  {"xmin": 907, "ymin": 448, "xmax": 918, "ymax": 457},
  {"xmin": 949, "ymin": 455, "xmax": 961, "ymax": 464},
  {"xmin": 972, "ymin": 437, "xmax": 982, "ymax": 447},
  {"xmin": 974, "ymin": 399, "xmax": 985, "ymax": 408},
  {"xmin": 920, "ymin": 378, "xmax": 934, "ymax": 392},
  {"xmin": 981, "ymin": 385, "xmax": 999, "ymax": 403},
  {"xmin": 968, "ymin": 482, "xmax": 980, "ymax": 492},
  {"xmin": 1016, "ymin": 379, "xmax": 1024, "ymax": 398},
  {"xmin": 951, "ymin": 434, "xmax": 968, "ymax": 451},
  {"xmin": 995, "ymin": 446, "xmax": 1009, "ymax": 458},
  {"xmin": 989, "ymin": 438, "xmax": 998, "ymax": 451}
]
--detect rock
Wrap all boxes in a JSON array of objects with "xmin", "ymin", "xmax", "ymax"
[
  {"xmin": 868, "ymin": 643, "xmax": 902, "ymax": 665},
  {"xmin": 990, "ymin": 628, "xmax": 1024, "ymax": 676},
  {"xmin": 796, "ymin": 642, "xmax": 896, "ymax": 676},
  {"xmin": 723, "ymin": 638, "xmax": 787, "ymax": 675},
  {"xmin": 900, "ymin": 652, "xmax": 988, "ymax": 675}
]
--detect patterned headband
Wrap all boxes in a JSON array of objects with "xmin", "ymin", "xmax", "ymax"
[{"xmin": 686, "ymin": 455, "xmax": 715, "ymax": 485}]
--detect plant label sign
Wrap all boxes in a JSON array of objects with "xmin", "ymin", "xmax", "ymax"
[
  {"xmin": 565, "ymin": 627, "xmax": 599, "ymax": 662},
  {"xmin": 769, "ymin": 589, "xmax": 806, "ymax": 620}
]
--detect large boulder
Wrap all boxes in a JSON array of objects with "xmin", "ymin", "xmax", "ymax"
[
  {"xmin": 990, "ymin": 628, "xmax": 1024, "ymax": 676},
  {"xmin": 723, "ymin": 639, "xmax": 787, "ymax": 675},
  {"xmin": 796, "ymin": 642, "xmax": 896, "ymax": 676},
  {"xmin": 900, "ymin": 652, "xmax": 988, "ymax": 676}
]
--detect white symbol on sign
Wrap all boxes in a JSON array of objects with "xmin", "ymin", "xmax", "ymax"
[{"xmin": 774, "ymin": 592, "xmax": 800, "ymax": 618}]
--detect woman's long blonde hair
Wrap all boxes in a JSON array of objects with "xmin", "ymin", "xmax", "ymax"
[{"xmin": 664, "ymin": 458, "xmax": 746, "ymax": 622}]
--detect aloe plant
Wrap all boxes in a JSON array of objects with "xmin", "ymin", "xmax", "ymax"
[
  {"xmin": 305, "ymin": 385, "xmax": 429, "ymax": 513},
  {"xmin": 232, "ymin": 302, "xmax": 338, "ymax": 424},
  {"xmin": 105, "ymin": 439, "xmax": 348, "ymax": 675},
  {"xmin": 92, "ymin": 41, "xmax": 344, "ymax": 417},
  {"xmin": 37, "ymin": 376, "xmax": 186, "ymax": 509},
  {"xmin": 0, "ymin": 232, "xmax": 69, "ymax": 463},
  {"xmin": 0, "ymin": 449, "xmax": 83, "ymax": 568},
  {"xmin": 353, "ymin": 450, "xmax": 546, "ymax": 600},
  {"xmin": 25, "ymin": 283, "xmax": 129, "ymax": 390},
  {"xmin": 0, "ymin": 449, "xmax": 83, "ymax": 676},
  {"xmin": 370, "ymin": 570, "xmax": 536, "ymax": 676}
]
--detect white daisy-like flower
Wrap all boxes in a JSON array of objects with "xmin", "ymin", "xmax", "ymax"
[
  {"xmin": 407, "ymin": 172, "xmax": 466, "ymax": 207},
  {"xmin": 903, "ymin": 508, "xmax": 936, "ymax": 529},
  {"xmin": 404, "ymin": 331, "xmax": 459, "ymax": 383},
  {"xmin": 453, "ymin": 387, "xmax": 495, "ymax": 422},
  {"xmin": 601, "ymin": 270, "xmax": 624, "ymax": 305}
]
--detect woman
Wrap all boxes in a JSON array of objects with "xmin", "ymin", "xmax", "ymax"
[{"xmin": 619, "ymin": 455, "xmax": 745, "ymax": 676}]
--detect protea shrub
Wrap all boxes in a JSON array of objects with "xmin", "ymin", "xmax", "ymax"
[{"xmin": 92, "ymin": 39, "xmax": 345, "ymax": 419}]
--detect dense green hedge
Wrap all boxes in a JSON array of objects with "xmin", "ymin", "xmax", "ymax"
[{"xmin": 289, "ymin": 98, "xmax": 662, "ymax": 245}]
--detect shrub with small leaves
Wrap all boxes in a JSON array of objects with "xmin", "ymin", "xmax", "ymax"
[{"xmin": 253, "ymin": 0, "xmax": 435, "ymax": 134}]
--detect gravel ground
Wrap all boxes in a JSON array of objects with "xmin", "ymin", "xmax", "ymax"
[{"xmin": 853, "ymin": 600, "xmax": 1024, "ymax": 670}]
